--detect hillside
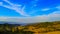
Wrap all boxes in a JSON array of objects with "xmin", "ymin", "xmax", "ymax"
[{"xmin": 0, "ymin": 21, "xmax": 60, "ymax": 34}]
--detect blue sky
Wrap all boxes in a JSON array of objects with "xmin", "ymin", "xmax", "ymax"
[{"xmin": 0, "ymin": 0, "xmax": 60, "ymax": 23}]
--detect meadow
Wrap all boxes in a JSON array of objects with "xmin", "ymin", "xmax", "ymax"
[{"xmin": 0, "ymin": 21, "xmax": 60, "ymax": 34}]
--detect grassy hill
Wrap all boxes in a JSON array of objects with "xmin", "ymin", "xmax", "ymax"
[{"xmin": 0, "ymin": 21, "xmax": 60, "ymax": 34}]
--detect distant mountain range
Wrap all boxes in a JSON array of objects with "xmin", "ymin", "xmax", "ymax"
[
  {"xmin": 0, "ymin": 21, "xmax": 60, "ymax": 26},
  {"xmin": 0, "ymin": 21, "xmax": 28, "ymax": 26}
]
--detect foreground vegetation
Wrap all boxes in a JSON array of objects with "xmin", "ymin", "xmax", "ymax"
[{"xmin": 0, "ymin": 21, "xmax": 60, "ymax": 34}]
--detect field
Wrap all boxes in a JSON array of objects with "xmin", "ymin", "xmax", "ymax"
[{"xmin": 0, "ymin": 21, "xmax": 60, "ymax": 34}]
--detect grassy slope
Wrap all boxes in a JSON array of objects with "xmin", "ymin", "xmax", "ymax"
[
  {"xmin": 0, "ymin": 21, "xmax": 60, "ymax": 34},
  {"xmin": 23, "ymin": 21, "xmax": 60, "ymax": 34}
]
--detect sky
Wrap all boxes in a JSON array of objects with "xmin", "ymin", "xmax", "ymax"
[{"xmin": 0, "ymin": 0, "xmax": 60, "ymax": 23}]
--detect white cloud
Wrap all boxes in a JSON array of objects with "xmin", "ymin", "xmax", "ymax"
[
  {"xmin": 29, "ymin": 8, "xmax": 50, "ymax": 14},
  {"xmin": 0, "ymin": 0, "xmax": 29, "ymax": 16},
  {"xmin": 41, "ymin": 8, "xmax": 50, "ymax": 11},
  {"xmin": 0, "ymin": 1, "xmax": 60, "ymax": 24},
  {"xmin": 0, "ymin": 11, "xmax": 60, "ymax": 24},
  {"xmin": 3, "ymin": 0, "xmax": 14, "ymax": 5},
  {"xmin": 56, "ymin": 6, "xmax": 60, "ymax": 10},
  {"xmin": 0, "ymin": 2, "xmax": 3, "ymax": 5}
]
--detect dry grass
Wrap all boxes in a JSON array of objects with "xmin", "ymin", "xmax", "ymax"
[
  {"xmin": 0, "ymin": 21, "xmax": 60, "ymax": 34},
  {"xmin": 23, "ymin": 21, "xmax": 60, "ymax": 34},
  {"xmin": 46, "ymin": 31, "xmax": 60, "ymax": 34}
]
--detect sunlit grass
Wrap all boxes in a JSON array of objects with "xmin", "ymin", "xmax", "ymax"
[{"xmin": 0, "ymin": 21, "xmax": 60, "ymax": 34}]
